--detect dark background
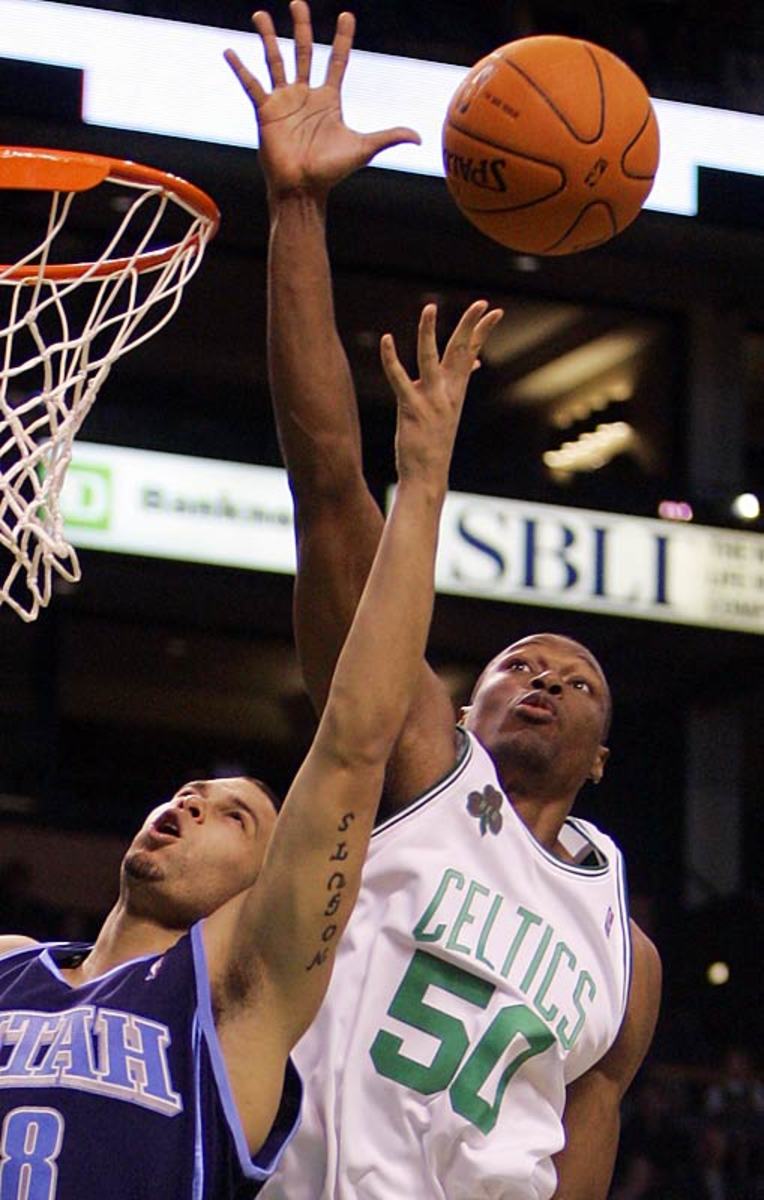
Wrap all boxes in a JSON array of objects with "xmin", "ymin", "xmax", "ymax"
[{"xmin": 2, "ymin": 3, "xmax": 764, "ymax": 1194}]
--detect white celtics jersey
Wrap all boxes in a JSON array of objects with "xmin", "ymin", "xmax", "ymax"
[{"xmin": 263, "ymin": 730, "xmax": 631, "ymax": 1200}]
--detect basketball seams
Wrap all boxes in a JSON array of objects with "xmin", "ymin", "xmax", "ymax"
[
  {"xmin": 446, "ymin": 114, "xmax": 567, "ymax": 182},
  {"xmin": 582, "ymin": 46, "xmax": 606, "ymax": 142},
  {"xmin": 456, "ymin": 183, "xmax": 564, "ymax": 215},
  {"xmin": 544, "ymin": 199, "xmax": 618, "ymax": 252},
  {"xmin": 620, "ymin": 108, "xmax": 658, "ymax": 181},
  {"xmin": 445, "ymin": 117, "xmax": 566, "ymax": 211},
  {"xmin": 497, "ymin": 47, "xmax": 605, "ymax": 146},
  {"xmin": 442, "ymin": 35, "xmax": 658, "ymax": 254}
]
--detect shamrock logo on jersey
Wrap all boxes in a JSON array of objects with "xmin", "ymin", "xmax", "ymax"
[{"xmin": 466, "ymin": 785, "xmax": 504, "ymax": 836}]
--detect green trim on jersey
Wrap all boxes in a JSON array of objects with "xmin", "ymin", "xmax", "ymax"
[
  {"xmin": 372, "ymin": 727, "xmax": 473, "ymax": 839},
  {"xmin": 614, "ymin": 848, "xmax": 633, "ymax": 1020},
  {"xmin": 374, "ymin": 728, "xmax": 613, "ymax": 882}
]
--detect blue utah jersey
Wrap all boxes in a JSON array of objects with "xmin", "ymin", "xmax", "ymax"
[{"xmin": 0, "ymin": 924, "xmax": 301, "ymax": 1199}]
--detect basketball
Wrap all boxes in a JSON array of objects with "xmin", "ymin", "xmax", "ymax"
[{"xmin": 442, "ymin": 36, "xmax": 660, "ymax": 255}]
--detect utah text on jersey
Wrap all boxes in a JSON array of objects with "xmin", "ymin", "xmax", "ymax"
[{"xmin": 0, "ymin": 1005, "xmax": 181, "ymax": 1115}]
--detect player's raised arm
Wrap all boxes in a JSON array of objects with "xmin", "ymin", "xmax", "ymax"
[
  {"xmin": 226, "ymin": 4, "xmax": 501, "ymax": 805},
  {"xmin": 202, "ymin": 301, "xmax": 489, "ymax": 1150},
  {"xmin": 225, "ymin": 1, "xmax": 419, "ymax": 708}
]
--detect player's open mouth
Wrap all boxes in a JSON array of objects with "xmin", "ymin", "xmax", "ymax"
[
  {"xmin": 149, "ymin": 810, "xmax": 182, "ymax": 842},
  {"xmin": 516, "ymin": 694, "xmax": 557, "ymax": 721}
]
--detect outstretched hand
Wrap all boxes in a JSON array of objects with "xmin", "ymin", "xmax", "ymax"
[
  {"xmin": 382, "ymin": 301, "xmax": 504, "ymax": 486},
  {"xmin": 225, "ymin": 0, "xmax": 421, "ymax": 197}
]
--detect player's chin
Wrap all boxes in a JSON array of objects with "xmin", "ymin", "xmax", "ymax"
[
  {"xmin": 123, "ymin": 849, "xmax": 166, "ymax": 884},
  {"xmin": 499, "ymin": 713, "xmax": 557, "ymax": 741},
  {"xmin": 497, "ymin": 725, "xmax": 558, "ymax": 767}
]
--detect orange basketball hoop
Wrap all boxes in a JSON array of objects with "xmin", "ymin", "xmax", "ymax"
[{"xmin": 0, "ymin": 146, "xmax": 220, "ymax": 621}]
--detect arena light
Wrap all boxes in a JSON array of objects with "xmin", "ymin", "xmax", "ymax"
[
  {"xmin": 512, "ymin": 331, "xmax": 649, "ymax": 406},
  {"xmin": 731, "ymin": 492, "xmax": 761, "ymax": 521},
  {"xmin": 1, "ymin": 0, "xmax": 764, "ymax": 218},
  {"xmin": 706, "ymin": 961, "xmax": 730, "ymax": 986},
  {"xmin": 658, "ymin": 500, "xmax": 694, "ymax": 522},
  {"xmin": 549, "ymin": 374, "xmax": 635, "ymax": 430},
  {"xmin": 543, "ymin": 421, "xmax": 635, "ymax": 473}
]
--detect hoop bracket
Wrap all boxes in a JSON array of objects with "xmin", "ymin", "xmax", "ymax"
[{"xmin": 0, "ymin": 146, "xmax": 112, "ymax": 192}]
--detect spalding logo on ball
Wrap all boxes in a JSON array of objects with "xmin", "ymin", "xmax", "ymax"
[{"xmin": 442, "ymin": 36, "xmax": 660, "ymax": 255}]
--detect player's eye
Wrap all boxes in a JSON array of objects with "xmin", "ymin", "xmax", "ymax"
[
  {"xmin": 507, "ymin": 660, "xmax": 529, "ymax": 672},
  {"xmin": 571, "ymin": 678, "xmax": 592, "ymax": 692},
  {"xmin": 228, "ymin": 811, "xmax": 245, "ymax": 825}
]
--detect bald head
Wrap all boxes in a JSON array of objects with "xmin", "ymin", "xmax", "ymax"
[{"xmin": 472, "ymin": 633, "xmax": 612, "ymax": 741}]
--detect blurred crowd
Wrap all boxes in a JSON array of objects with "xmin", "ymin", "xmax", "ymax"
[{"xmin": 612, "ymin": 1049, "xmax": 764, "ymax": 1199}]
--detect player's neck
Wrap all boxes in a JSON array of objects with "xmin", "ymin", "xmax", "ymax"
[
  {"xmin": 62, "ymin": 902, "xmax": 184, "ymax": 987},
  {"xmin": 504, "ymin": 784, "xmax": 577, "ymax": 859}
]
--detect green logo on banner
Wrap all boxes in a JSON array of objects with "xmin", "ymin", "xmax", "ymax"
[{"xmin": 62, "ymin": 462, "xmax": 113, "ymax": 530}]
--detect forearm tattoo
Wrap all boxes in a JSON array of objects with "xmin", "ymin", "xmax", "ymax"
[{"xmin": 305, "ymin": 812, "xmax": 356, "ymax": 971}]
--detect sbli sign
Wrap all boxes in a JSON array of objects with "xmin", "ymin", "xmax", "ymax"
[
  {"xmin": 61, "ymin": 444, "xmax": 764, "ymax": 635},
  {"xmin": 435, "ymin": 491, "xmax": 764, "ymax": 634}
]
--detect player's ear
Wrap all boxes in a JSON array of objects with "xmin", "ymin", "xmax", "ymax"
[{"xmin": 589, "ymin": 745, "xmax": 609, "ymax": 784}]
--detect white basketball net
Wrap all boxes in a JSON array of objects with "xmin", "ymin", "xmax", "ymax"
[{"xmin": 0, "ymin": 171, "xmax": 217, "ymax": 621}]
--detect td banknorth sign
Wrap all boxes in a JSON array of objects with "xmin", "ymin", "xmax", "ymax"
[
  {"xmin": 62, "ymin": 442, "xmax": 296, "ymax": 575},
  {"xmin": 62, "ymin": 443, "xmax": 764, "ymax": 636}
]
